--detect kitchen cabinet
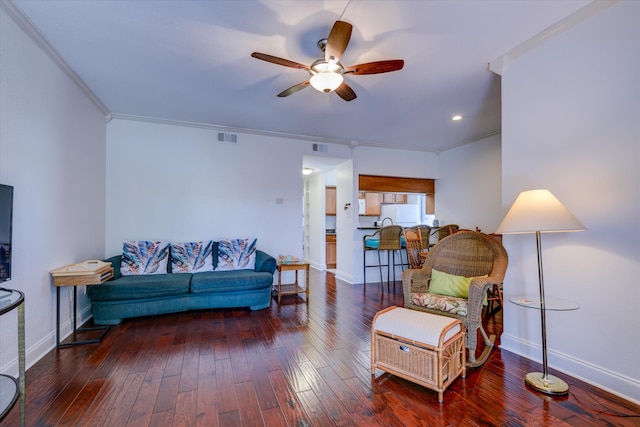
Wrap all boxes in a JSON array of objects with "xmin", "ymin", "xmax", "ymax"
[
  {"xmin": 325, "ymin": 186, "xmax": 337, "ymax": 215},
  {"xmin": 361, "ymin": 192, "xmax": 381, "ymax": 216},
  {"xmin": 382, "ymin": 193, "xmax": 407, "ymax": 204},
  {"xmin": 394, "ymin": 193, "xmax": 407, "ymax": 204},
  {"xmin": 326, "ymin": 235, "xmax": 336, "ymax": 269}
]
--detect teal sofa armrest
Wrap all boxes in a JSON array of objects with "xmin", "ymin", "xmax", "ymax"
[
  {"xmin": 255, "ymin": 250, "xmax": 276, "ymax": 274},
  {"xmin": 104, "ymin": 255, "xmax": 122, "ymax": 280}
]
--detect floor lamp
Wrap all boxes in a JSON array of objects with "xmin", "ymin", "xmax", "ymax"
[{"xmin": 496, "ymin": 189, "xmax": 585, "ymax": 395}]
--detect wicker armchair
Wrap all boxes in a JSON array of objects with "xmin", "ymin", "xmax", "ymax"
[{"xmin": 402, "ymin": 230, "xmax": 508, "ymax": 367}]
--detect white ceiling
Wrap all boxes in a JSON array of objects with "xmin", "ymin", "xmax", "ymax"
[{"xmin": 9, "ymin": 0, "xmax": 593, "ymax": 152}]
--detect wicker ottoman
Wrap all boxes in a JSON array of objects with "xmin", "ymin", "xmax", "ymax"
[{"xmin": 371, "ymin": 306, "xmax": 466, "ymax": 402}]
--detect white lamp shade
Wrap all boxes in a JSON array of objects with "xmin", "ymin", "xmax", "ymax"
[
  {"xmin": 496, "ymin": 189, "xmax": 586, "ymax": 234},
  {"xmin": 310, "ymin": 72, "xmax": 344, "ymax": 92}
]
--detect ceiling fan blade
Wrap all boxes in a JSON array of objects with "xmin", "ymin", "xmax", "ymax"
[
  {"xmin": 344, "ymin": 60, "xmax": 404, "ymax": 75},
  {"xmin": 251, "ymin": 52, "xmax": 309, "ymax": 70},
  {"xmin": 277, "ymin": 81, "xmax": 310, "ymax": 97},
  {"xmin": 325, "ymin": 20, "xmax": 352, "ymax": 63},
  {"xmin": 335, "ymin": 82, "xmax": 357, "ymax": 101}
]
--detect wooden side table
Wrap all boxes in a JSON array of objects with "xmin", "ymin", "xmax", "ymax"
[
  {"xmin": 274, "ymin": 262, "xmax": 310, "ymax": 303},
  {"xmin": 50, "ymin": 261, "xmax": 113, "ymax": 347}
]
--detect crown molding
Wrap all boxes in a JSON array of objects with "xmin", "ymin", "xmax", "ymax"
[
  {"xmin": 489, "ymin": 0, "xmax": 619, "ymax": 76},
  {"xmin": 1, "ymin": 0, "xmax": 110, "ymax": 117}
]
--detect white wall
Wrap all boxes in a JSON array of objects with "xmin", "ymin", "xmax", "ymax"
[
  {"xmin": 436, "ymin": 134, "xmax": 502, "ymax": 232},
  {"xmin": 334, "ymin": 159, "xmax": 354, "ymax": 283},
  {"xmin": 499, "ymin": 1, "xmax": 640, "ymax": 403},
  {"xmin": 106, "ymin": 120, "xmax": 354, "ymax": 265},
  {"xmin": 0, "ymin": 7, "xmax": 107, "ymax": 374}
]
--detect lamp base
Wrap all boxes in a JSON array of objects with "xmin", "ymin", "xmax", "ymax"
[{"xmin": 525, "ymin": 372, "xmax": 569, "ymax": 395}]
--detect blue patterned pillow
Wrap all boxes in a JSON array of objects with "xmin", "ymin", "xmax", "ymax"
[
  {"xmin": 170, "ymin": 241, "xmax": 213, "ymax": 273},
  {"xmin": 214, "ymin": 238, "xmax": 257, "ymax": 271},
  {"xmin": 121, "ymin": 240, "xmax": 170, "ymax": 276}
]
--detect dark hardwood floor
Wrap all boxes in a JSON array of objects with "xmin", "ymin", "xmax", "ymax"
[{"xmin": 3, "ymin": 269, "xmax": 639, "ymax": 426}]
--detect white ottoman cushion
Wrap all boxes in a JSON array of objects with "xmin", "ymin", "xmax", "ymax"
[{"xmin": 373, "ymin": 307, "xmax": 461, "ymax": 347}]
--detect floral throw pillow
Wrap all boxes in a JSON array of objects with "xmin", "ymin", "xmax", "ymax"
[
  {"xmin": 121, "ymin": 240, "xmax": 170, "ymax": 276},
  {"xmin": 214, "ymin": 238, "xmax": 257, "ymax": 271},
  {"xmin": 170, "ymin": 241, "xmax": 214, "ymax": 273}
]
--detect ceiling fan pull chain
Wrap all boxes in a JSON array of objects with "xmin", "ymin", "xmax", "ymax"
[{"xmin": 338, "ymin": 0, "xmax": 353, "ymax": 21}]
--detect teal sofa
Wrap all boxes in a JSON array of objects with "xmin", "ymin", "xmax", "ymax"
[{"xmin": 87, "ymin": 250, "xmax": 276, "ymax": 325}]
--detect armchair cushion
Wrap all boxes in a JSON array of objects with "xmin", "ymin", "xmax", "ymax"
[
  {"xmin": 429, "ymin": 268, "xmax": 473, "ymax": 298},
  {"xmin": 410, "ymin": 292, "xmax": 468, "ymax": 316}
]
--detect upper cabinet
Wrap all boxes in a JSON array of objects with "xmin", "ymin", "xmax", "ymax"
[
  {"xmin": 382, "ymin": 193, "xmax": 407, "ymax": 204},
  {"xmin": 326, "ymin": 186, "xmax": 337, "ymax": 216},
  {"xmin": 358, "ymin": 192, "xmax": 382, "ymax": 216}
]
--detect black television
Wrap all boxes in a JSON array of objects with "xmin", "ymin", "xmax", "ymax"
[{"xmin": 0, "ymin": 184, "xmax": 13, "ymax": 283}]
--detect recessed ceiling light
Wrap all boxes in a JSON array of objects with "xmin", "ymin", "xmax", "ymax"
[{"xmin": 451, "ymin": 115, "xmax": 463, "ymax": 121}]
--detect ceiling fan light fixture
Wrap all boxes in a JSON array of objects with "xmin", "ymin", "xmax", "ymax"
[
  {"xmin": 310, "ymin": 72, "xmax": 344, "ymax": 92},
  {"xmin": 252, "ymin": 20, "xmax": 403, "ymax": 101}
]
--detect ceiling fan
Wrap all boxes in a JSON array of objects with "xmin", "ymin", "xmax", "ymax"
[{"xmin": 251, "ymin": 20, "xmax": 404, "ymax": 101}]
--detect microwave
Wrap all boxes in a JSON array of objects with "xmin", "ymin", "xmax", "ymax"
[{"xmin": 358, "ymin": 199, "xmax": 366, "ymax": 215}]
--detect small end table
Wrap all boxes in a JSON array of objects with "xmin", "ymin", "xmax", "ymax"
[
  {"xmin": 274, "ymin": 262, "xmax": 310, "ymax": 303},
  {"xmin": 50, "ymin": 261, "xmax": 113, "ymax": 347}
]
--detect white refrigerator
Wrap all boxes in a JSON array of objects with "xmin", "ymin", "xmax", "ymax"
[{"xmin": 380, "ymin": 204, "xmax": 420, "ymax": 227}]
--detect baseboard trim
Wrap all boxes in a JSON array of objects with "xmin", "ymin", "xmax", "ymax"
[
  {"xmin": 500, "ymin": 333, "xmax": 640, "ymax": 405},
  {"xmin": 0, "ymin": 305, "xmax": 94, "ymax": 376}
]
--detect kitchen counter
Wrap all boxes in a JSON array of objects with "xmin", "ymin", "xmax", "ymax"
[{"xmin": 357, "ymin": 225, "xmax": 419, "ymax": 230}]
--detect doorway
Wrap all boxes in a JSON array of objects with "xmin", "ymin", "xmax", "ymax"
[{"xmin": 302, "ymin": 156, "xmax": 351, "ymax": 273}]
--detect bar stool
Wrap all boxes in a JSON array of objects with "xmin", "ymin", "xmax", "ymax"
[{"xmin": 363, "ymin": 225, "xmax": 405, "ymax": 287}]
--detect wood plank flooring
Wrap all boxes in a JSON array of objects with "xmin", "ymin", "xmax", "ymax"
[{"xmin": 3, "ymin": 269, "xmax": 639, "ymax": 426}]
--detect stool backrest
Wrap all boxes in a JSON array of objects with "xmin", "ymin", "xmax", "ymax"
[
  {"xmin": 437, "ymin": 224, "xmax": 459, "ymax": 241},
  {"xmin": 377, "ymin": 225, "xmax": 403, "ymax": 250}
]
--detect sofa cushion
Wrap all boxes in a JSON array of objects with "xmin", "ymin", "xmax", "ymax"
[
  {"xmin": 170, "ymin": 241, "xmax": 214, "ymax": 273},
  {"xmin": 190, "ymin": 270, "xmax": 272, "ymax": 294},
  {"xmin": 88, "ymin": 273, "xmax": 190, "ymax": 301},
  {"xmin": 214, "ymin": 238, "xmax": 257, "ymax": 271},
  {"xmin": 121, "ymin": 240, "xmax": 170, "ymax": 276}
]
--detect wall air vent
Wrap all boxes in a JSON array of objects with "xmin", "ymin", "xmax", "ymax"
[
  {"xmin": 217, "ymin": 132, "xmax": 238, "ymax": 143},
  {"xmin": 312, "ymin": 143, "xmax": 328, "ymax": 153}
]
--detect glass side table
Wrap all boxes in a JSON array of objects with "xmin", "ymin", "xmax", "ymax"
[
  {"xmin": 510, "ymin": 296, "xmax": 579, "ymax": 311},
  {"xmin": 0, "ymin": 288, "xmax": 25, "ymax": 426},
  {"xmin": 509, "ymin": 295, "xmax": 579, "ymax": 395}
]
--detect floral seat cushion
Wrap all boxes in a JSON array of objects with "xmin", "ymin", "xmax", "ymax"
[{"xmin": 410, "ymin": 292, "xmax": 468, "ymax": 316}]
